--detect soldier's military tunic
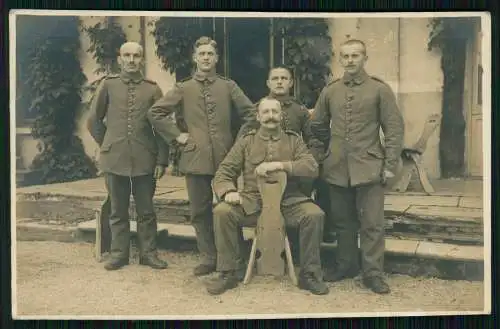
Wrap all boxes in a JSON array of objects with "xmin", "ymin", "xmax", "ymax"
[
  {"xmin": 87, "ymin": 72, "xmax": 169, "ymax": 260},
  {"xmin": 310, "ymin": 69, "xmax": 404, "ymax": 279},
  {"xmin": 147, "ymin": 71, "xmax": 256, "ymax": 267},
  {"xmin": 212, "ymin": 128, "xmax": 325, "ymax": 279},
  {"xmin": 263, "ymin": 94, "xmax": 333, "ymax": 239}
]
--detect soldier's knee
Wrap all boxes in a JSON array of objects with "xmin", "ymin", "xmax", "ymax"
[
  {"xmin": 302, "ymin": 203, "xmax": 325, "ymax": 223},
  {"xmin": 213, "ymin": 202, "xmax": 236, "ymax": 222}
]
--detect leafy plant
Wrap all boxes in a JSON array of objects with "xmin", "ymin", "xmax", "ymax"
[
  {"xmin": 427, "ymin": 17, "xmax": 477, "ymax": 178},
  {"xmin": 151, "ymin": 17, "xmax": 213, "ymax": 80},
  {"xmin": 81, "ymin": 17, "xmax": 127, "ymax": 94},
  {"xmin": 275, "ymin": 18, "xmax": 332, "ymax": 108},
  {"xmin": 18, "ymin": 15, "xmax": 97, "ymax": 184}
]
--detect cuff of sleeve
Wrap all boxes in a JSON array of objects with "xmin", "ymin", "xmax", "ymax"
[
  {"xmin": 216, "ymin": 186, "xmax": 238, "ymax": 201},
  {"xmin": 281, "ymin": 161, "xmax": 293, "ymax": 174}
]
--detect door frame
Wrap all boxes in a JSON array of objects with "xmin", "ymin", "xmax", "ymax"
[{"xmin": 463, "ymin": 20, "xmax": 483, "ymax": 178}]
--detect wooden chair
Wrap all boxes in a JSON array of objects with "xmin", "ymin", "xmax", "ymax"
[
  {"xmin": 391, "ymin": 113, "xmax": 441, "ymax": 195},
  {"xmin": 243, "ymin": 171, "xmax": 298, "ymax": 286}
]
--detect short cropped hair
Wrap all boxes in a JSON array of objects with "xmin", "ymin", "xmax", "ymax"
[
  {"xmin": 268, "ymin": 65, "xmax": 294, "ymax": 80},
  {"xmin": 193, "ymin": 36, "xmax": 218, "ymax": 53},
  {"xmin": 340, "ymin": 38, "xmax": 367, "ymax": 55}
]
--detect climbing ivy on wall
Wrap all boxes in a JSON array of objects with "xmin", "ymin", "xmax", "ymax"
[
  {"xmin": 274, "ymin": 18, "xmax": 333, "ymax": 108},
  {"xmin": 81, "ymin": 17, "xmax": 127, "ymax": 93},
  {"xmin": 151, "ymin": 17, "xmax": 213, "ymax": 80},
  {"xmin": 428, "ymin": 17, "xmax": 477, "ymax": 178},
  {"xmin": 17, "ymin": 15, "xmax": 97, "ymax": 184}
]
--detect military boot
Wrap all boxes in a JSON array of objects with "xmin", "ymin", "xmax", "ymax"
[
  {"xmin": 206, "ymin": 271, "xmax": 240, "ymax": 295},
  {"xmin": 104, "ymin": 257, "xmax": 129, "ymax": 271},
  {"xmin": 193, "ymin": 263, "xmax": 217, "ymax": 276},
  {"xmin": 139, "ymin": 254, "xmax": 168, "ymax": 269},
  {"xmin": 363, "ymin": 276, "xmax": 391, "ymax": 294},
  {"xmin": 298, "ymin": 272, "xmax": 330, "ymax": 295},
  {"xmin": 137, "ymin": 216, "xmax": 168, "ymax": 269}
]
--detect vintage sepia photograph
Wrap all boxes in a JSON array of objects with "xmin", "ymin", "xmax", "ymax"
[{"xmin": 10, "ymin": 10, "xmax": 491, "ymax": 319}]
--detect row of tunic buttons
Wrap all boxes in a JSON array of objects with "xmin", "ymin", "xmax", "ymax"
[
  {"xmin": 127, "ymin": 83, "xmax": 135, "ymax": 135},
  {"xmin": 203, "ymin": 80, "xmax": 217, "ymax": 136},
  {"xmin": 344, "ymin": 93, "xmax": 354, "ymax": 141}
]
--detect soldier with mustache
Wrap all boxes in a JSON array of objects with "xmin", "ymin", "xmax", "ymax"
[
  {"xmin": 207, "ymin": 97, "xmax": 329, "ymax": 296},
  {"xmin": 87, "ymin": 41, "xmax": 170, "ymax": 271}
]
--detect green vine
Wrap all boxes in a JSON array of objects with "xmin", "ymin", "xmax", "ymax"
[
  {"xmin": 81, "ymin": 17, "xmax": 127, "ymax": 93},
  {"xmin": 151, "ymin": 17, "xmax": 213, "ymax": 80},
  {"xmin": 275, "ymin": 18, "xmax": 332, "ymax": 108},
  {"xmin": 427, "ymin": 17, "xmax": 477, "ymax": 178},
  {"xmin": 19, "ymin": 16, "xmax": 97, "ymax": 184}
]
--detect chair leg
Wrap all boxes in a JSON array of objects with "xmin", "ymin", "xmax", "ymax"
[
  {"xmin": 95, "ymin": 210, "xmax": 103, "ymax": 262},
  {"xmin": 243, "ymin": 235, "xmax": 258, "ymax": 285},
  {"xmin": 392, "ymin": 161, "xmax": 413, "ymax": 193},
  {"xmin": 411, "ymin": 154, "xmax": 435, "ymax": 195},
  {"xmin": 284, "ymin": 235, "xmax": 298, "ymax": 286}
]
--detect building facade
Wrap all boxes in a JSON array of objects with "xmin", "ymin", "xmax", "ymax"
[{"xmin": 15, "ymin": 16, "xmax": 485, "ymax": 181}]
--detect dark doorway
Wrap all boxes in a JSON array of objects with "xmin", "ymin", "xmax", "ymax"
[{"xmin": 225, "ymin": 18, "xmax": 271, "ymax": 103}]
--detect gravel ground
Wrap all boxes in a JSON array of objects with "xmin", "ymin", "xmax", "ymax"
[{"xmin": 14, "ymin": 241, "xmax": 485, "ymax": 318}]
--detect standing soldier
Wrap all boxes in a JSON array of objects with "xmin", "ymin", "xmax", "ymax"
[
  {"xmin": 147, "ymin": 37, "xmax": 256, "ymax": 277},
  {"xmin": 310, "ymin": 39, "xmax": 404, "ymax": 294},
  {"xmin": 87, "ymin": 41, "xmax": 170, "ymax": 271}
]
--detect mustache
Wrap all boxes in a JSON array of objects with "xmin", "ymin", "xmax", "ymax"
[{"xmin": 262, "ymin": 118, "xmax": 280, "ymax": 124}]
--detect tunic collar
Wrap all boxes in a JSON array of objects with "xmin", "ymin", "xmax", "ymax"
[
  {"xmin": 257, "ymin": 127, "xmax": 282, "ymax": 141},
  {"xmin": 269, "ymin": 93, "xmax": 294, "ymax": 106},
  {"xmin": 193, "ymin": 70, "xmax": 217, "ymax": 82},
  {"xmin": 119, "ymin": 71, "xmax": 144, "ymax": 84},
  {"xmin": 342, "ymin": 69, "xmax": 369, "ymax": 86}
]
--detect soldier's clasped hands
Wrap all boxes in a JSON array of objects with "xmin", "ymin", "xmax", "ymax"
[{"xmin": 254, "ymin": 161, "xmax": 284, "ymax": 178}]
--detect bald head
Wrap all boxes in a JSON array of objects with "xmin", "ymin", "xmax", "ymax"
[
  {"xmin": 120, "ymin": 41, "xmax": 143, "ymax": 56},
  {"xmin": 118, "ymin": 41, "xmax": 144, "ymax": 74}
]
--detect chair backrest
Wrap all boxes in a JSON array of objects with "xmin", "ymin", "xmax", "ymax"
[
  {"xmin": 256, "ymin": 171, "xmax": 287, "ymax": 200},
  {"xmin": 412, "ymin": 113, "xmax": 442, "ymax": 153}
]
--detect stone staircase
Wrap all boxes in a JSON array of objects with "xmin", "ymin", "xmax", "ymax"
[{"xmin": 15, "ymin": 177, "xmax": 486, "ymax": 281}]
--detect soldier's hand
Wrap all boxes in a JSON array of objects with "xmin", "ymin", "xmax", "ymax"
[
  {"xmin": 255, "ymin": 163, "xmax": 272, "ymax": 177},
  {"xmin": 255, "ymin": 162, "xmax": 284, "ymax": 178},
  {"xmin": 224, "ymin": 191, "xmax": 242, "ymax": 205},
  {"xmin": 382, "ymin": 169, "xmax": 395, "ymax": 185},
  {"xmin": 176, "ymin": 133, "xmax": 190, "ymax": 145},
  {"xmin": 154, "ymin": 165, "xmax": 166, "ymax": 180}
]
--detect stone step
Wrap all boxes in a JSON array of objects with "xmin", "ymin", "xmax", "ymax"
[
  {"xmin": 77, "ymin": 219, "xmax": 484, "ymax": 263},
  {"xmin": 17, "ymin": 197, "xmax": 484, "ymax": 245}
]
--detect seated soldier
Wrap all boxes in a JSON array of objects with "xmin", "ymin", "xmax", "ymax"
[{"xmin": 206, "ymin": 97, "xmax": 329, "ymax": 296}]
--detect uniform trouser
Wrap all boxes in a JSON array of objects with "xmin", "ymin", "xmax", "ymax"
[
  {"xmin": 105, "ymin": 173, "xmax": 158, "ymax": 259},
  {"xmin": 213, "ymin": 201, "xmax": 325, "ymax": 279},
  {"xmin": 185, "ymin": 174, "xmax": 217, "ymax": 266},
  {"xmin": 313, "ymin": 178, "xmax": 333, "ymax": 235},
  {"xmin": 328, "ymin": 182, "xmax": 385, "ymax": 278}
]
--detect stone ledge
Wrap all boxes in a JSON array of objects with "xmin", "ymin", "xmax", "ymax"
[
  {"xmin": 14, "ymin": 221, "xmax": 484, "ymax": 281},
  {"xmin": 16, "ymin": 222, "xmax": 79, "ymax": 243},
  {"xmin": 76, "ymin": 220, "xmax": 484, "ymax": 263}
]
